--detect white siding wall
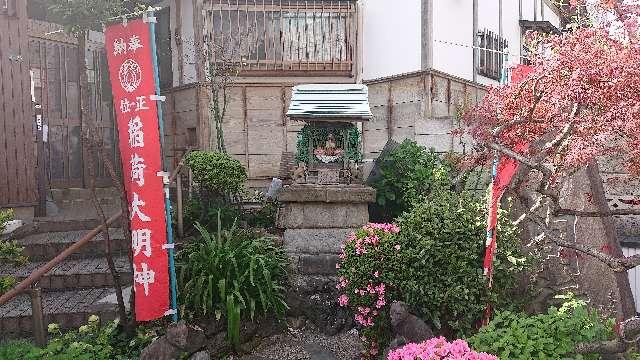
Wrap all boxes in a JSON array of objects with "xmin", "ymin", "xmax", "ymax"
[
  {"xmin": 433, "ymin": 0, "xmax": 561, "ymax": 85},
  {"xmin": 432, "ymin": 0, "xmax": 474, "ymax": 81},
  {"xmin": 362, "ymin": 0, "xmax": 422, "ymax": 80},
  {"xmin": 623, "ymin": 247, "xmax": 640, "ymax": 313}
]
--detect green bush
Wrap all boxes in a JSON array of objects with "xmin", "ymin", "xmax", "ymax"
[
  {"xmin": 186, "ymin": 151, "xmax": 247, "ymax": 196},
  {"xmin": 393, "ymin": 190, "xmax": 525, "ymax": 337},
  {"xmin": 0, "ymin": 211, "xmax": 28, "ymax": 296},
  {"xmin": 468, "ymin": 295, "xmax": 614, "ymax": 360},
  {"xmin": 0, "ymin": 208, "xmax": 13, "ymax": 233},
  {"xmin": 177, "ymin": 217, "xmax": 288, "ymax": 349},
  {"xmin": 337, "ymin": 191, "xmax": 526, "ymax": 355},
  {"xmin": 369, "ymin": 140, "xmax": 454, "ymax": 222},
  {"xmin": 0, "ymin": 315, "xmax": 154, "ymax": 360},
  {"xmin": 182, "ymin": 199, "xmax": 242, "ymax": 234}
]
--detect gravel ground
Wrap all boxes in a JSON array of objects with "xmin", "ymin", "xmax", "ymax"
[{"xmin": 235, "ymin": 325, "xmax": 363, "ymax": 360}]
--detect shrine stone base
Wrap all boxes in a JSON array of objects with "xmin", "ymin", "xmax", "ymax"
[{"xmin": 276, "ymin": 184, "xmax": 375, "ymax": 334}]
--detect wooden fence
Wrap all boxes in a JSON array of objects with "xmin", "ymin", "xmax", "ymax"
[
  {"xmin": 0, "ymin": 1, "xmax": 36, "ymax": 208},
  {"xmin": 163, "ymin": 70, "xmax": 488, "ymax": 181}
]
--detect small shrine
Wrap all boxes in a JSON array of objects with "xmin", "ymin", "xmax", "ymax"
[
  {"xmin": 287, "ymin": 84, "xmax": 372, "ymax": 185},
  {"xmin": 277, "ymin": 84, "xmax": 376, "ymax": 329}
]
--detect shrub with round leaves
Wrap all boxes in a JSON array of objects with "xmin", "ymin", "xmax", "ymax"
[
  {"xmin": 388, "ymin": 337, "xmax": 498, "ymax": 360},
  {"xmin": 393, "ymin": 190, "xmax": 525, "ymax": 338},
  {"xmin": 186, "ymin": 151, "xmax": 247, "ymax": 196}
]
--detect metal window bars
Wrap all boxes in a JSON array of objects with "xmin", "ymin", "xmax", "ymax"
[{"xmin": 202, "ymin": 0, "xmax": 355, "ymax": 73}]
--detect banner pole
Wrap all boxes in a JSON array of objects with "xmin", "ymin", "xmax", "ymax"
[{"xmin": 148, "ymin": 8, "xmax": 179, "ymax": 323}]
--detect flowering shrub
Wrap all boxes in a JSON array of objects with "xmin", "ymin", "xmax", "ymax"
[
  {"xmin": 337, "ymin": 193, "xmax": 525, "ymax": 357},
  {"xmin": 388, "ymin": 337, "xmax": 497, "ymax": 360},
  {"xmin": 336, "ymin": 223, "xmax": 401, "ymax": 357}
]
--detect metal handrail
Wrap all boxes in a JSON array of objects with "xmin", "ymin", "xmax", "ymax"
[
  {"xmin": 0, "ymin": 155, "xmax": 189, "ymax": 314},
  {"xmin": 0, "ymin": 212, "xmax": 122, "ymax": 307}
]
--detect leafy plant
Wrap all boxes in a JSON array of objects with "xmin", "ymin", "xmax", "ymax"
[
  {"xmin": 0, "ymin": 212, "xmax": 28, "ymax": 296},
  {"xmin": 0, "ymin": 208, "xmax": 13, "ymax": 234},
  {"xmin": 186, "ymin": 151, "xmax": 247, "ymax": 197},
  {"xmin": 177, "ymin": 215, "xmax": 288, "ymax": 349},
  {"xmin": 369, "ymin": 140, "xmax": 454, "ymax": 222},
  {"xmin": 393, "ymin": 190, "xmax": 526, "ymax": 337},
  {"xmin": 0, "ymin": 275, "xmax": 16, "ymax": 296},
  {"xmin": 468, "ymin": 295, "xmax": 615, "ymax": 360},
  {"xmin": 336, "ymin": 223, "xmax": 401, "ymax": 357},
  {"xmin": 0, "ymin": 315, "xmax": 155, "ymax": 360},
  {"xmin": 295, "ymin": 123, "xmax": 362, "ymax": 164},
  {"xmin": 337, "ymin": 193, "xmax": 526, "ymax": 356},
  {"xmin": 46, "ymin": 0, "xmax": 145, "ymax": 34}
]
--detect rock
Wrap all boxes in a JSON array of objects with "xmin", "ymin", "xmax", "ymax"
[
  {"xmin": 140, "ymin": 321, "xmax": 206, "ymax": 360},
  {"xmin": 189, "ymin": 351, "xmax": 211, "ymax": 360}
]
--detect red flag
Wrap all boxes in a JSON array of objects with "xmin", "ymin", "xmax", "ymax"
[{"xmin": 105, "ymin": 20, "xmax": 170, "ymax": 321}]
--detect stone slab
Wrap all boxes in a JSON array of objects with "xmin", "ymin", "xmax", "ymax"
[
  {"xmin": 284, "ymin": 228, "xmax": 355, "ymax": 254},
  {"xmin": 278, "ymin": 185, "xmax": 376, "ymax": 204},
  {"xmin": 297, "ymin": 254, "xmax": 340, "ymax": 276},
  {"xmin": 277, "ymin": 203, "xmax": 369, "ymax": 229}
]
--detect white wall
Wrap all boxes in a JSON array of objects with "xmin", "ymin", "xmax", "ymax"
[
  {"xmin": 623, "ymin": 247, "xmax": 640, "ymax": 312},
  {"xmin": 432, "ymin": 0, "xmax": 474, "ymax": 81},
  {"xmin": 362, "ymin": 0, "xmax": 422, "ymax": 80},
  {"xmin": 431, "ymin": 0, "xmax": 561, "ymax": 85}
]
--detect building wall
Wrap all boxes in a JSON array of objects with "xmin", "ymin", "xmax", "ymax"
[
  {"xmin": 362, "ymin": 70, "xmax": 485, "ymax": 160},
  {"xmin": 363, "ymin": 0, "xmax": 562, "ymax": 83},
  {"xmin": 0, "ymin": 2, "xmax": 37, "ymax": 210},
  {"xmin": 433, "ymin": 0, "xmax": 561, "ymax": 85},
  {"xmin": 361, "ymin": 0, "xmax": 422, "ymax": 80}
]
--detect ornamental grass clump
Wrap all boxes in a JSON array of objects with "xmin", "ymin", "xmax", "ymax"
[
  {"xmin": 177, "ymin": 217, "xmax": 288, "ymax": 349},
  {"xmin": 388, "ymin": 337, "xmax": 498, "ymax": 360}
]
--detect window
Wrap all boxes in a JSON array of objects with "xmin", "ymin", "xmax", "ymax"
[
  {"xmin": 203, "ymin": 0, "xmax": 355, "ymax": 72},
  {"xmin": 477, "ymin": 29, "xmax": 508, "ymax": 81}
]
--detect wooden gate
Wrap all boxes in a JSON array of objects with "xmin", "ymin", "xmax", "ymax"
[
  {"xmin": 0, "ymin": 1, "xmax": 37, "ymax": 208},
  {"xmin": 28, "ymin": 21, "xmax": 117, "ymax": 189}
]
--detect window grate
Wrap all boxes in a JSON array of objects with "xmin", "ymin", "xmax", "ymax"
[{"xmin": 477, "ymin": 29, "xmax": 508, "ymax": 81}]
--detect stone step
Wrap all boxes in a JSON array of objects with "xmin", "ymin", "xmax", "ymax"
[
  {"xmin": 16, "ymin": 229, "xmax": 128, "ymax": 262},
  {"xmin": 0, "ymin": 288, "xmax": 120, "ymax": 338},
  {"xmin": 0, "ymin": 256, "xmax": 131, "ymax": 291}
]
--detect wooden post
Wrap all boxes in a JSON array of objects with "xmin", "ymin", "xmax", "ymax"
[
  {"xmin": 176, "ymin": 172, "xmax": 184, "ymax": 238},
  {"xmin": 30, "ymin": 287, "xmax": 47, "ymax": 347}
]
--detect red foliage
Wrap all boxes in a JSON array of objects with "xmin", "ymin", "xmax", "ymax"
[{"xmin": 463, "ymin": 3, "xmax": 640, "ymax": 177}]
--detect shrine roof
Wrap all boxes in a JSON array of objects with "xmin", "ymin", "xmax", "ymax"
[{"xmin": 287, "ymin": 84, "xmax": 373, "ymax": 121}]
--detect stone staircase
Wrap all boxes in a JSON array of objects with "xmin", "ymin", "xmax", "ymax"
[{"xmin": 0, "ymin": 188, "xmax": 132, "ymax": 338}]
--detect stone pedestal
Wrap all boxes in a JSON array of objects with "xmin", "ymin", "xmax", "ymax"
[
  {"xmin": 276, "ymin": 184, "xmax": 375, "ymax": 334},
  {"xmin": 277, "ymin": 184, "xmax": 375, "ymax": 276}
]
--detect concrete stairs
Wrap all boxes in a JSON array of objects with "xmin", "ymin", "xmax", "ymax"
[{"xmin": 0, "ymin": 188, "xmax": 132, "ymax": 338}]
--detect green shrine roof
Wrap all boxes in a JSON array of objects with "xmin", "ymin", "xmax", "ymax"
[{"xmin": 287, "ymin": 84, "xmax": 373, "ymax": 121}]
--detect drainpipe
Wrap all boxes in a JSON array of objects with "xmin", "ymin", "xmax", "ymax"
[
  {"xmin": 472, "ymin": 0, "xmax": 478, "ymax": 83},
  {"xmin": 422, "ymin": 0, "xmax": 433, "ymax": 70}
]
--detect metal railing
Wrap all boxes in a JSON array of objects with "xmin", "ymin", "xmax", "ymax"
[
  {"xmin": 0, "ymin": 157, "xmax": 189, "ymax": 346},
  {"xmin": 203, "ymin": 0, "xmax": 356, "ymax": 73}
]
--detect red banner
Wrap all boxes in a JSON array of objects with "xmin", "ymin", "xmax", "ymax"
[
  {"xmin": 482, "ymin": 65, "xmax": 534, "ymax": 325},
  {"xmin": 105, "ymin": 20, "xmax": 170, "ymax": 321}
]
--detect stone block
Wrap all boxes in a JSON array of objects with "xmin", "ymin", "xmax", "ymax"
[
  {"xmin": 325, "ymin": 186, "xmax": 376, "ymax": 203},
  {"xmin": 284, "ymin": 228, "xmax": 355, "ymax": 254},
  {"xmin": 278, "ymin": 185, "xmax": 328, "ymax": 203},
  {"xmin": 298, "ymin": 254, "xmax": 340, "ymax": 275},
  {"xmin": 301, "ymin": 203, "xmax": 348, "ymax": 228}
]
